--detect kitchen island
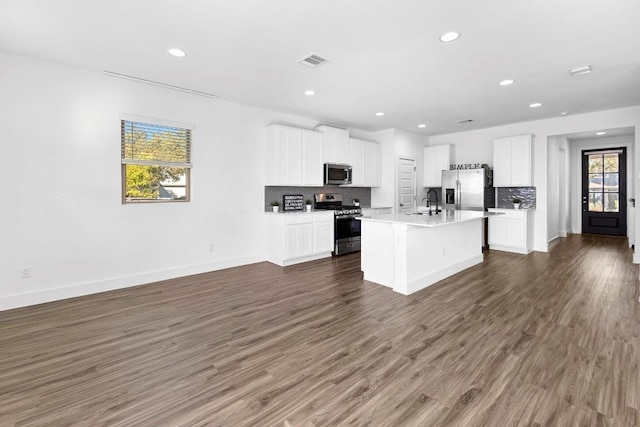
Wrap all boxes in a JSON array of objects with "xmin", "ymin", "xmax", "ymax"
[{"xmin": 358, "ymin": 210, "xmax": 488, "ymax": 295}]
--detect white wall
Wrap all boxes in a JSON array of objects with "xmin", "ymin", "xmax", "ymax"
[
  {"xmin": 547, "ymin": 135, "xmax": 570, "ymax": 243},
  {"xmin": 394, "ymin": 129, "xmax": 429, "ymax": 208},
  {"xmin": 1, "ymin": 51, "xmax": 381, "ymax": 310},
  {"xmin": 369, "ymin": 129, "xmax": 428, "ymax": 212},
  {"xmin": 559, "ymin": 140, "xmax": 570, "ymax": 236},
  {"xmin": 429, "ymin": 107, "xmax": 640, "ymax": 256}
]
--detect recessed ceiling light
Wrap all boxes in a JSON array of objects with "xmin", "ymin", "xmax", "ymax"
[
  {"xmin": 529, "ymin": 102, "xmax": 542, "ymax": 108},
  {"xmin": 571, "ymin": 65, "xmax": 592, "ymax": 76},
  {"xmin": 418, "ymin": 124, "xmax": 427, "ymax": 128},
  {"xmin": 375, "ymin": 112, "xmax": 385, "ymax": 116},
  {"xmin": 596, "ymin": 131, "xmax": 607, "ymax": 136},
  {"xmin": 439, "ymin": 31, "xmax": 460, "ymax": 42},
  {"xmin": 168, "ymin": 48, "xmax": 187, "ymax": 57},
  {"xmin": 560, "ymin": 111, "xmax": 569, "ymax": 116},
  {"xmin": 499, "ymin": 79, "xmax": 515, "ymax": 86},
  {"xmin": 304, "ymin": 90, "xmax": 316, "ymax": 96}
]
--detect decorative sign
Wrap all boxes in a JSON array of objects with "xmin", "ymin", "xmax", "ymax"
[
  {"xmin": 283, "ymin": 194, "xmax": 305, "ymax": 211},
  {"xmin": 450, "ymin": 163, "xmax": 484, "ymax": 170}
]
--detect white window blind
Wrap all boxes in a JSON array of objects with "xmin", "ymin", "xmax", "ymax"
[{"xmin": 121, "ymin": 120, "xmax": 192, "ymax": 167}]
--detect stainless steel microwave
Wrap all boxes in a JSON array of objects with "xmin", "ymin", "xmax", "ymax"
[{"xmin": 324, "ymin": 163, "xmax": 352, "ymax": 185}]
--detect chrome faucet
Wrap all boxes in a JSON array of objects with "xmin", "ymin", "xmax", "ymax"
[{"xmin": 422, "ymin": 189, "xmax": 440, "ymax": 215}]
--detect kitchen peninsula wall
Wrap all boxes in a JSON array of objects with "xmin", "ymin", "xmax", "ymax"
[{"xmin": 265, "ymin": 186, "xmax": 371, "ymax": 211}]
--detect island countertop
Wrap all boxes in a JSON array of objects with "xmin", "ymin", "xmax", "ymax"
[{"xmin": 357, "ymin": 209, "xmax": 496, "ymax": 228}]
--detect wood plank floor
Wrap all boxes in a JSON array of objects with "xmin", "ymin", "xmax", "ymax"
[{"xmin": 1, "ymin": 234, "xmax": 639, "ymax": 426}]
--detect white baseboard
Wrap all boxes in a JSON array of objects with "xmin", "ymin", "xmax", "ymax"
[
  {"xmin": 396, "ymin": 255, "xmax": 484, "ymax": 296},
  {"xmin": 489, "ymin": 245, "xmax": 532, "ymax": 255},
  {"xmin": 0, "ymin": 254, "xmax": 264, "ymax": 312},
  {"xmin": 269, "ymin": 252, "xmax": 332, "ymax": 267}
]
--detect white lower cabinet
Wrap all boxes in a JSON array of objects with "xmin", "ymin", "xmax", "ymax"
[
  {"xmin": 285, "ymin": 222, "xmax": 313, "ymax": 259},
  {"xmin": 266, "ymin": 211, "xmax": 334, "ymax": 266},
  {"xmin": 488, "ymin": 208, "xmax": 533, "ymax": 254},
  {"xmin": 313, "ymin": 217, "xmax": 334, "ymax": 254}
]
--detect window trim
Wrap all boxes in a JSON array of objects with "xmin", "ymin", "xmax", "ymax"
[{"xmin": 120, "ymin": 114, "xmax": 194, "ymax": 204}]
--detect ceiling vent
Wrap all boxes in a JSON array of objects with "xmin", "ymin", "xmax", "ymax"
[
  {"xmin": 297, "ymin": 54, "xmax": 329, "ymax": 68},
  {"xmin": 456, "ymin": 119, "xmax": 474, "ymax": 124}
]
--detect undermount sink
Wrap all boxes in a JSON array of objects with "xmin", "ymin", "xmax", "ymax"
[{"xmin": 406, "ymin": 211, "xmax": 441, "ymax": 216}]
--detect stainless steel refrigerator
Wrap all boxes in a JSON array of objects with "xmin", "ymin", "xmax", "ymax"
[{"xmin": 442, "ymin": 168, "xmax": 495, "ymax": 211}]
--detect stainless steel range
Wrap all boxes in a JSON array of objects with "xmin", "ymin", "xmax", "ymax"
[{"xmin": 314, "ymin": 193, "xmax": 362, "ymax": 256}]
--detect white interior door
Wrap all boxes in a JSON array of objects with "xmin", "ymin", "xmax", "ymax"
[{"xmin": 398, "ymin": 158, "xmax": 416, "ymax": 214}]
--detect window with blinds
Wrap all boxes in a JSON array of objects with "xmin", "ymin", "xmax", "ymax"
[{"xmin": 121, "ymin": 117, "xmax": 192, "ymax": 203}]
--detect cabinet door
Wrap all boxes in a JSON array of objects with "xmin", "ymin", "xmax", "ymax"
[
  {"xmin": 423, "ymin": 146, "xmax": 437, "ymax": 187},
  {"xmin": 287, "ymin": 128, "xmax": 303, "ymax": 185},
  {"xmin": 504, "ymin": 218, "xmax": 526, "ymax": 249},
  {"xmin": 488, "ymin": 217, "xmax": 507, "ymax": 246},
  {"xmin": 349, "ymin": 138, "xmax": 366, "ymax": 186},
  {"xmin": 365, "ymin": 141, "xmax": 381, "ymax": 187},
  {"xmin": 285, "ymin": 223, "xmax": 314, "ymax": 259},
  {"xmin": 285, "ymin": 224, "xmax": 299, "ymax": 259},
  {"xmin": 320, "ymin": 126, "xmax": 349, "ymax": 164},
  {"xmin": 493, "ymin": 137, "xmax": 511, "ymax": 187},
  {"xmin": 313, "ymin": 220, "xmax": 334, "ymax": 253},
  {"xmin": 302, "ymin": 131, "xmax": 323, "ymax": 186},
  {"xmin": 510, "ymin": 135, "xmax": 532, "ymax": 186},
  {"xmin": 423, "ymin": 145, "xmax": 450, "ymax": 187},
  {"xmin": 435, "ymin": 145, "xmax": 451, "ymax": 185},
  {"xmin": 333, "ymin": 128, "xmax": 350, "ymax": 164}
]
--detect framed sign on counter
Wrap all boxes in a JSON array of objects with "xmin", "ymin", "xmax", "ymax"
[{"xmin": 282, "ymin": 194, "xmax": 304, "ymax": 211}]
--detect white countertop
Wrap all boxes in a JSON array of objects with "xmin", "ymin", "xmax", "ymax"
[
  {"xmin": 358, "ymin": 209, "xmax": 496, "ymax": 228},
  {"xmin": 489, "ymin": 207, "xmax": 536, "ymax": 211}
]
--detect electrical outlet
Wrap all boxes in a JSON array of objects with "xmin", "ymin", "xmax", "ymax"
[
  {"xmin": 209, "ymin": 244, "xmax": 215, "ymax": 253},
  {"xmin": 21, "ymin": 267, "xmax": 31, "ymax": 279}
]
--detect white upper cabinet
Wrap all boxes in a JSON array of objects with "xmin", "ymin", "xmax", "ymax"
[
  {"xmin": 316, "ymin": 125, "xmax": 350, "ymax": 164},
  {"xmin": 348, "ymin": 137, "xmax": 381, "ymax": 187},
  {"xmin": 365, "ymin": 140, "xmax": 381, "ymax": 187},
  {"xmin": 265, "ymin": 124, "xmax": 323, "ymax": 186},
  {"xmin": 493, "ymin": 134, "xmax": 532, "ymax": 187},
  {"xmin": 348, "ymin": 137, "xmax": 366, "ymax": 186},
  {"xmin": 423, "ymin": 144, "xmax": 452, "ymax": 187}
]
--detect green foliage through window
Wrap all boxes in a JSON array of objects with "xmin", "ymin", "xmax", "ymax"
[{"xmin": 121, "ymin": 119, "xmax": 192, "ymax": 203}]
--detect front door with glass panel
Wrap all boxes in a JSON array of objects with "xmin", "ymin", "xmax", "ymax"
[{"xmin": 582, "ymin": 148, "xmax": 626, "ymax": 236}]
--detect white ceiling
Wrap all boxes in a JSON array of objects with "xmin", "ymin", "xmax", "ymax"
[{"xmin": 1, "ymin": 0, "xmax": 639, "ymax": 136}]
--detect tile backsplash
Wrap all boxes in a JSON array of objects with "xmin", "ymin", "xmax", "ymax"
[
  {"xmin": 265, "ymin": 186, "xmax": 371, "ymax": 211},
  {"xmin": 497, "ymin": 187, "xmax": 537, "ymax": 209}
]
